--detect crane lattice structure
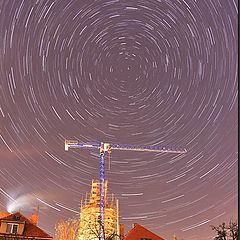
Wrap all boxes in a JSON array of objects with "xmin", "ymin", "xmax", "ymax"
[{"xmin": 65, "ymin": 140, "xmax": 187, "ymax": 239}]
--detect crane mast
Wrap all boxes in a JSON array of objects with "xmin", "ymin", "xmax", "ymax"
[{"xmin": 65, "ymin": 140, "xmax": 186, "ymax": 239}]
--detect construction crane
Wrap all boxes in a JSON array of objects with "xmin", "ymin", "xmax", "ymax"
[{"xmin": 65, "ymin": 140, "xmax": 186, "ymax": 239}]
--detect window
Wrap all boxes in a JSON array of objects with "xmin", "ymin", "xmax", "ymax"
[
  {"xmin": 140, "ymin": 238, "xmax": 152, "ymax": 240},
  {"xmin": 6, "ymin": 223, "xmax": 18, "ymax": 234},
  {"xmin": 6, "ymin": 224, "xmax": 11, "ymax": 233},
  {"xmin": 12, "ymin": 225, "xmax": 18, "ymax": 234}
]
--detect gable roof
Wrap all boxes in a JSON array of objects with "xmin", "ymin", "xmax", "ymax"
[
  {"xmin": 0, "ymin": 212, "xmax": 52, "ymax": 239},
  {"xmin": 124, "ymin": 224, "xmax": 165, "ymax": 240}
]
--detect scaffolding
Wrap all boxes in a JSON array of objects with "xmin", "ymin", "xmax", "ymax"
[{"xmin": 78, "ymin": 180, "xmax": 119, "ymax": 240}]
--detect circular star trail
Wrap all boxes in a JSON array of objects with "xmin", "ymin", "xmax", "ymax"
[{"xmin": 0, "ymin": 1, "xmax": 238, "ymax": 239}]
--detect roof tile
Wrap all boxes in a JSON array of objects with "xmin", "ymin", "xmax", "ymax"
[{"xmin": 124, "ymin": 224, "xmax": 165, "ymax": 240}]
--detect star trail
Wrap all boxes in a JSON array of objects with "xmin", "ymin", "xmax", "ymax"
[{"xmin": 0, "ymin": 1, "xmax": 238, "ymax": 239}]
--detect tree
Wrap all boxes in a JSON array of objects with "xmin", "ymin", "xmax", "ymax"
[
  {"xmin": 228, "ymin": 220, "xmax": 238, "ymax": 240},
  {"xmin": 54, "ymin": 216, "xmax": 120, "ymax": 240},
  {"xmin": 54, "ymin": 218, "xmax": 79, "ymax": 240},
  {"xmin": 78, "ymin": 213, "xmax": 120, "ymax": 240},
  {"xmin": 211, "ymin": 220, "xmax": 238, "ymax": 240}
]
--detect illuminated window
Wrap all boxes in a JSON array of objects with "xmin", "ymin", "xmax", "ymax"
[{"xmin": 6, "ymin": 223, "xmax": 19, "ymax": 234}]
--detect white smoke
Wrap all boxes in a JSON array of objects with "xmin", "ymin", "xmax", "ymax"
[{"xmin": 7, "ymin": 194, "xmax": 36, "ymax": 213}]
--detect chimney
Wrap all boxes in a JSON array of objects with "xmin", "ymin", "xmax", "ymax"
[
  {"xmin": 119, "ymin": 224, "xmax": 125, "ymax": 240},
  {"xmin": 132, "ymin": 223, "xmax": 138, "ymax": 228},
  {"xmin": 29, "ymin": 213, "xmax": 38, "ymax": 225}
]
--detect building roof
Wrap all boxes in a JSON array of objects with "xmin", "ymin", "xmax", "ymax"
[
  {"xmin": 0, "ymin": 212, "xmax": 52, "ymax": 239},
  {"xmin": 124, "ymin": 223, "xmax": 165, "ymax": 240},
  {"xmin": 0, "ymin": 212, "xmax": 10, "ymax": 219}
]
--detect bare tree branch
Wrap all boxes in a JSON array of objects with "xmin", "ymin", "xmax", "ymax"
[{"xmin": 211, "ymin": 220, "xmax": 238, "ymax": 240}]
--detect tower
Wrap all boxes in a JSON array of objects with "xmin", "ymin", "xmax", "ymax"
[{"xmin": 78, "ymin": 180, "xmax": 119, "ymax": 239}]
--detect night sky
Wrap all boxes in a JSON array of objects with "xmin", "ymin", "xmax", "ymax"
[{"xmin": 0, "ymin": 1, "xmax": 238, "ymax": 240}]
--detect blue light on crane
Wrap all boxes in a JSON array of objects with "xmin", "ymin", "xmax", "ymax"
[{"xmin": 99, "ymin": 152, "xmax": 105, "ymax": 239}]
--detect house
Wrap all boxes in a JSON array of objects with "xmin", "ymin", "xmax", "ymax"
[
  {"xmin": 124, "ymin": 223, "xmax": 165, "ymax": 240},
  {"xmin": 0, "ymin": 212, "xmax": 52, "ymax": 239}
]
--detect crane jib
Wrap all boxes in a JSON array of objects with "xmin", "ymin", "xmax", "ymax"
[
  {"xmin": 65, "ymin": 141, "xmax": 187, "ymax": 153},
  {"xmin": 111, "ymin": 147, "xmax": 186, "ymax": 153}
]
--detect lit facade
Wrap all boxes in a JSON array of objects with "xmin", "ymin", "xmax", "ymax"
[{"xmin": 78, "ymin": 180, "xmax": 119, "ymax": 240}]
